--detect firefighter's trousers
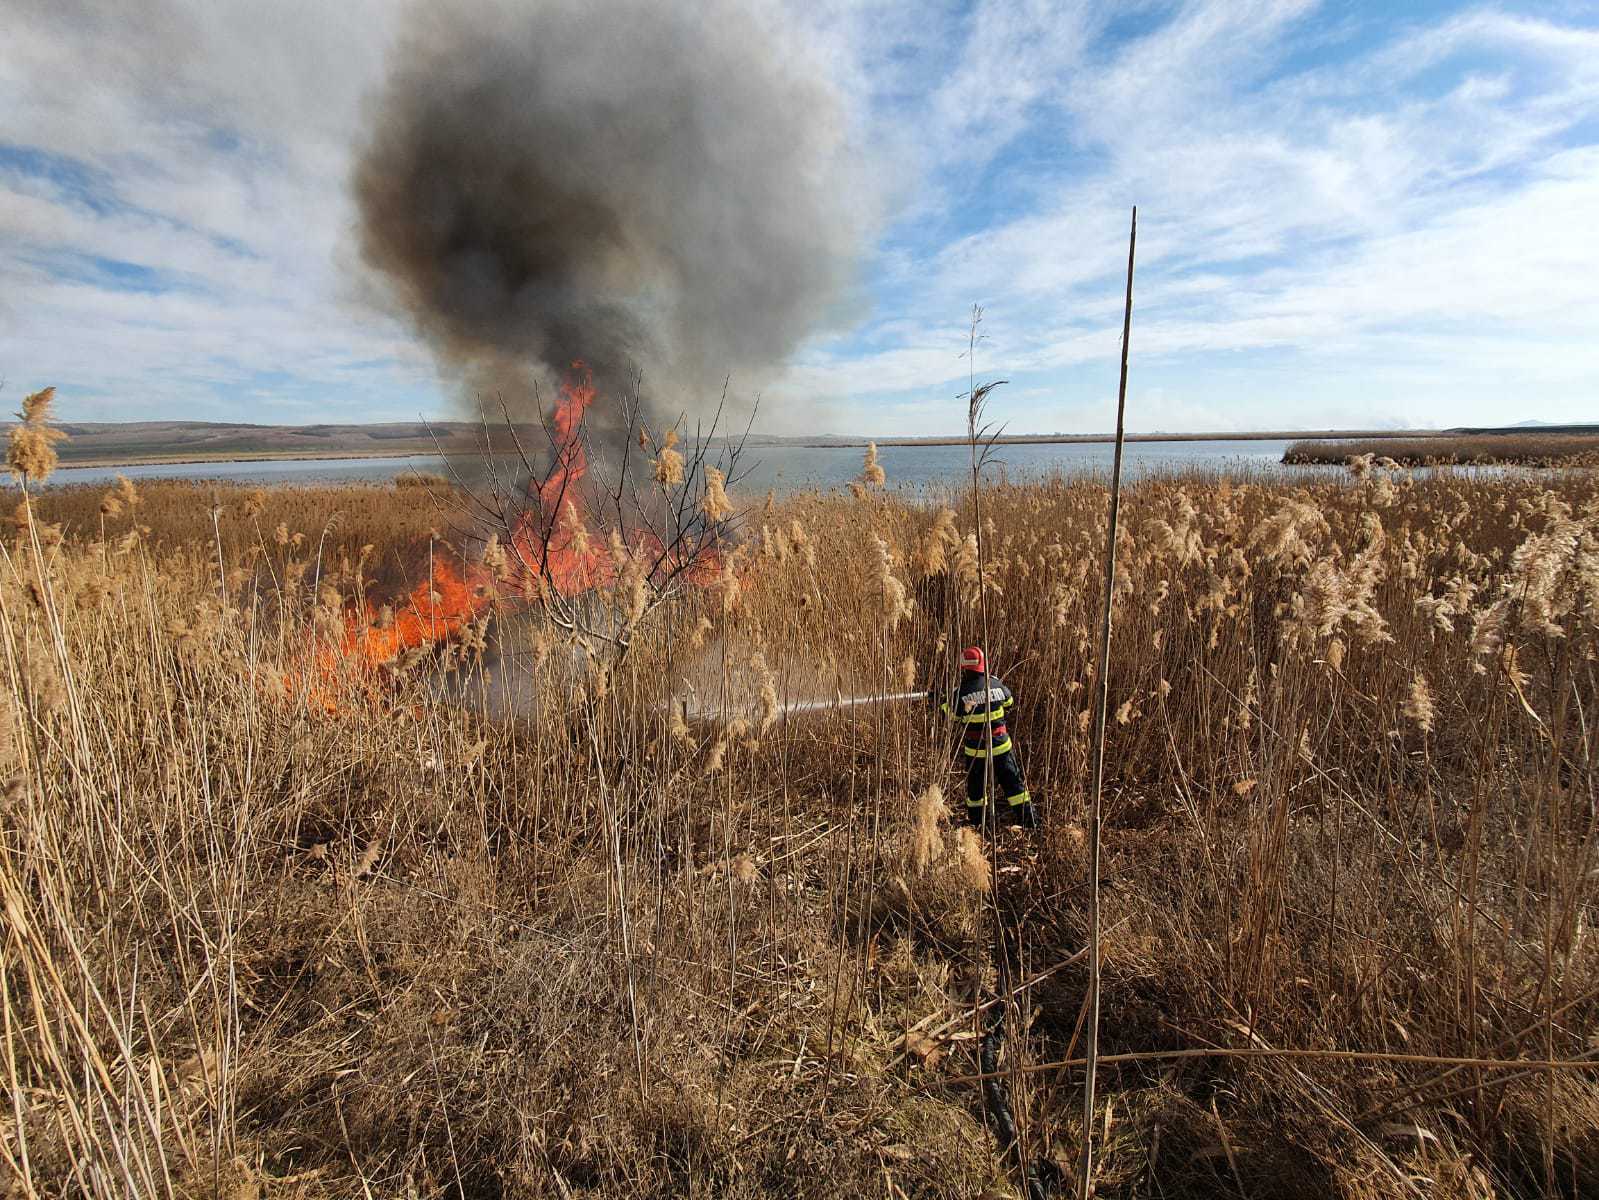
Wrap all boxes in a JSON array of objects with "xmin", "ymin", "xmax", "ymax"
[{"xmin": 965, "ymin": 746, "xmax": 1029, "ymax": 827}]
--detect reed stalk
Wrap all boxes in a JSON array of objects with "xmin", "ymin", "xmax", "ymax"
[{"xmin": 1079, "ymin": 205, "xmax": 1136, "ymax": 1199}]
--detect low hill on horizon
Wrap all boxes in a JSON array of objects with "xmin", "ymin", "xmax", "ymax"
[
  {"xmin": 6, "ymin": 418, "xmax": 1593, "ymax": 468},
  {"xmin": 8, "ymin": 420, "xmax": 538, "ymax": 466}
]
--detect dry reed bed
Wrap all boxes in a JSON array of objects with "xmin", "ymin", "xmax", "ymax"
[
  {"xmin": 1284, "ymin": 435, "xmax": 1599, "ymax": 467},
  {"xmin": 20, "ymin": 477, "xmax": 460, "ymax": 559},
  {"xmin": 3, "ymin": 463, "xmax": 1599, "ymax": 1199}
]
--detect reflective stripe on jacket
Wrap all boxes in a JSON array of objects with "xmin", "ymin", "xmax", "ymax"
[{"xmin": 940, "ymin": 670, "xmax": 1014, "ymax": 758}]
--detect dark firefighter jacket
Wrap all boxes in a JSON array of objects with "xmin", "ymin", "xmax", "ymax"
[{"xmin": 940, "ymin": 670, "xmax": 1015, "ymax": 758}]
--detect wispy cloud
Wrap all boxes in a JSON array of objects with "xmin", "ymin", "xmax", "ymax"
[
  {"xmin": 0, "ymin": 0, "xmax": 427, "ymax": 421},
  {"xmin": 777, "ymin": 1, "xmax": 1599, "ymax": 433},
  {"xmin": 2, "ymin": 1, "xmax": 1596, "ymax": 432}
]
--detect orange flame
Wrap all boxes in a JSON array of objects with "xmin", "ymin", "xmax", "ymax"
[
  {"xmin": 536, "ymin": 362, "xmax": 595, "ymax": 511},
  {"xmin": 295, "ymin": 362, "xmax": 729, "ymax": 710},
  {"xmin": 344, "ymin": 553, "xmax": 493, "ymax": 667},
  {"xmin": 510, "ymin": 362, "xmax": 613, "ymax": 594}
]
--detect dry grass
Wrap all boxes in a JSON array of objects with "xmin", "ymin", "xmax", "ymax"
[
  {"xmin": 1284, "ymin": 434, "xmax": 1599, "ymax": 467},
  {"xmin": 4, "ymin": 456, "xmax": 1599, "ymax": 1199},
  {"xmin": 20, "ymin": 477, "xmax": 461, "ymax": 554}
]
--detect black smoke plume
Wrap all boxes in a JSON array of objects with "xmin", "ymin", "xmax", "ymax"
[{"xmin": 354, "ymin": 0, "xmax": 871, "ymax": 427}]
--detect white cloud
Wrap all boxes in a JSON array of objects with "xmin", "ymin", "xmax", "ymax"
[
  {"xmin": 2, "ymin": 0, "xmax": 1597, "ymax": 433},
  {"xmin": 760, "ymin": 0, "xmax": 1599, "ymax": 435},
  {"xmin": 0, "ymin": 0, "xmax": 417, "ymax": 419}
]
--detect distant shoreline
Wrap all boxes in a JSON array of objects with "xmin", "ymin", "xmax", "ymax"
[
  {"xmin": 28, "ymin": 422, "xmax": 1594, "ymax": 470},
  {"xmin": 49, "ymin": 430, "xmax": 1388, "ymax": 469},
  {"xmin": 800, "ymin": 429, "xmax": 1431, "ymax": 448},
  {"xmin": 52, "ymin": 448, "xmax": 441, "ymax": 470}
]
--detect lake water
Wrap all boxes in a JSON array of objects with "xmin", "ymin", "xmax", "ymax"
[{"xmin": 37, "ymin": 439, "xmax": 1303, "ymax": 494}]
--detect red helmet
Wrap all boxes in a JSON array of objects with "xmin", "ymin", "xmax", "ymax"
[{"xmin": 959, "ymin": 645, "xmax": 986, "ymax": 673}]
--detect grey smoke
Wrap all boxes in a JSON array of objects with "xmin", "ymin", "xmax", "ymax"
[{"xmin": 354, "ymin": 0, "xmax": 873, "ymax": 424}]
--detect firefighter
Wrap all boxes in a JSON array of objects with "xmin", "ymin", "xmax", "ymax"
[{"xmin": 936, "ymin": 646, "xmax": 1036, "ymax": 830}]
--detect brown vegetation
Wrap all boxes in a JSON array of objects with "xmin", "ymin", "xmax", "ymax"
[
  {"xmin": 5, "ymin": 452, "xmax": 1599, "ymax": 1198},
  {"xmin": 1, "ymin": 419, "xmax": 545, "ymax": 468},
  {"xmin": 1284, "ymin": 433, "xmax": 1599, "ymax": 467},
  {"xmin": 17, "ymin": 477, "xmax": 460, "ymax": 563}
]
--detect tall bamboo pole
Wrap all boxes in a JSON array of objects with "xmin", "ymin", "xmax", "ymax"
[{"xmin": 1078, "ymin": 206, "xmax": 1136, "ymax": 1199}]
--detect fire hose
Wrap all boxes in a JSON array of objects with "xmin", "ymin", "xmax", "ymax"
[
  {"xmin": 684, "ymin": 683, "xmax": 1060, "ymax": 1194},
  {"xmin": 980, "ymin": 1001, "xmax": 1060, "ymax": 1200},
  {"xmin": 786, "ymin": 688, "xmax": 1059, "ymax": 1196}
]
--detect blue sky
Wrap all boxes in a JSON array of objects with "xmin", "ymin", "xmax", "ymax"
[{"xmin": 3, "ymin": 0, "xmax": 1597, "ymax": 435}]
